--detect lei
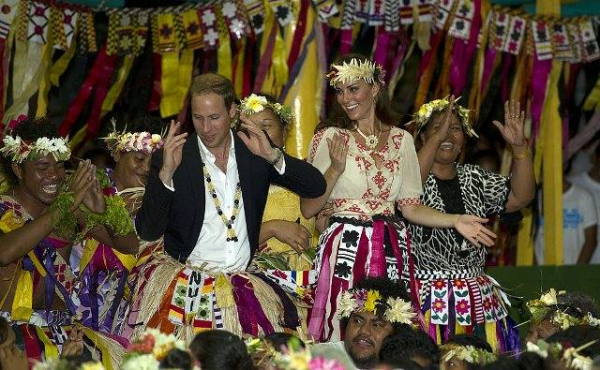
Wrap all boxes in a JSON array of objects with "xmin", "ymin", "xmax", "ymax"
[
  {"xmin": 440, "ymin": 343, "xmax": 496, "ymax": 365},
  {"xmin": 0, "ymin": 135, "xmax": 71, "ymax": 163},
  {"xmin": 326, "ymin": 58, "xmax": 385, "ymax": 86},
  {"xmin": 410, "ymin": 97, "xmax": 478, "ymax": 138},
  {"xmin": 49, "ymin": 170, "xmax": 134, "ymax": 241},
  {"xmin": 246, "ymin": 337, "xmax": 345, "ymax": 370},
  {"xmin": 33, "ymin": 358, "xmax": 105, "ymax": 370},
  {"xmin": 239, "ymin": 94, "xmax": 294, "ymax": 126},
  {"xmin": 526, "ymin": 340, "xmax": 596, "ymax": 370},
  {"xmin": 527, "ymin": 288, "xmax": 600, "ymax": 330},
  {"xmin": 103, "ymin": 119, "xmax": 165, "ymax": 157},
  {"xmin": 338, "ymin": 288, "xmax": 416, "ymax": 325},
  {"xmin": 121, "ymin": 328, "xmax": 195, "ymax": 370}
]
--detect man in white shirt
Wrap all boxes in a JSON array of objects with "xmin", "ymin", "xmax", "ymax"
[
  {"xmin": 570, "ymin": 142, "xmax": 600, "ymax": 264},
  {"xmin": 135, "ymin": 73, "xmax": 326, "ymax": 271}
]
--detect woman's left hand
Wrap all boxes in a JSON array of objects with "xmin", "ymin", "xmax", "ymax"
[
  {"xmin": 493, "ymin": 99, "xmax": 527, "ymax": 147},
  {"xmin": 454, "ymin": 215, "xmax": 496, "ymax": 247}
]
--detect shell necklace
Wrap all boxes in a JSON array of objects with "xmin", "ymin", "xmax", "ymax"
[{"xmin": 356, "ymin": 122, "xmax": 381, "ymax": 150}]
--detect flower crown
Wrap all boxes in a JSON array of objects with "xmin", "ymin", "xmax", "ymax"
[
  {"xmin": 326, "ymin": 58, "xmax": 385, "ymax": 86},
  {"xmin": 440, "ymin": 343, "xmax": 497, "ymax": 365},
  {"xmin": 121, "ymin": 328, "xmax": 191, "ymax": 370},
  {"xmin": 526, "ymin": 340, "xmax": 596, "ymax": 370},
  {"xmin": 239, "ymin": 94, "xmax": 294, "ymax": 127},
  {"xmin": 0, "ymin": 135, "xmax": 71, "ymax": 163},
  {"xmin": 338, "ymin": 288, "xmax": 416, "ymax": 325},
  {"xmin": 103, "ymin": 119, "xmax": 165, "ymax": 157},
  {"xmin": 526, "ymin": 289, "xmax": 600, "ymax": 331},
  {"xmin": 409, "ymin": 97, "xmax": 478, "ymax": 138},
  {"xmin": 246, "ymin": 337, "xmax": 345, "ymax": 370}
]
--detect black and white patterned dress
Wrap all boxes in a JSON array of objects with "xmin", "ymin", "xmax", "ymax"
[{"xmin": 406, "ymin": 164, "xmax": 519, "ymax": 352}]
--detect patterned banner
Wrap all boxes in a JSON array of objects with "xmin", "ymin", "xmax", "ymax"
[
  {"xmin": 434, "ymin": 0, "xmax": 454, "ymax": 30},
  {"xmin": 199, "ymin": 6, "xmax": 219, "ymax": 49},
  {"xmin": 502, "ymin": 14, "xmax": 526, "ymax": 55},
  {"xmin": 27, "ymin": 1, "xmax": 50, "ymax": 44},
  {"xmin": 313, "ymin": 0, "xmax": 339, "ymax": 22},
  {"xmin": 580, "ymin": 18, "xmax": 600, "ymax": 62},
  {"xmin": 244, "ymin": 0, "xmax": 266, "ymax": 34},
  {"xmin": 181, "ymin": 9, "xmax": 202, "ymax": 50},
  {"xmin": 268, "ymin": 0, "xmax": 294, "ymax": 27},
  {"xmin": 567, "ymin": 22, "xmax": 583, "ymax": 63},
  {"xmin": 532, "ymin": 19, "xmax": 553, "ymax": 61},
  {"xmin": 553, "ymin": 22, "xmax": 572, "ymax": 61},
  {"xmin": 491, "ymin": 11, "xmax": 510, "ymax": 51},
  {"xmin": 0, "ymin": 0, "xmax": 19, "ymax": 39},
  {"xmin": 221, "ymin": 0, "xmax": 248, "ymax": 39},
  {"xmin": 448, "ymin": 0, "xmax": 474, "ymax": 40}
]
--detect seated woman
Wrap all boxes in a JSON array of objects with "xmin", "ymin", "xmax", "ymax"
[
  {"xmin": 243, "ymin": 94, "xmax": 317, "ymax": 271},
  {"xmin": 408, "ymin": 97, "xmax": 535, "ymax": 352}
]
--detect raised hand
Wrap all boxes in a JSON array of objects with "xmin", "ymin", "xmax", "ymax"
[
  {"xmin": 61, "ymin": 326, "xmax": 84, "ymax": 357},
  {"xmin": 271, "ymin": 220, "xmax": 312, "ymax": 253},
  {"xmin": 237, "ymin": 114, "xmax": 278, "ymax": 161},
  {"xmin": 68, "ymin": 160, "xmax": 95, "ymax": 212},
  {"xmin": 431, "ymin": 95, "xmax": 456, "ymax": 144},
  {"xmin": 0, "ymin": 347, "xmax": 28, "ymax": 370},
  {"xmin": 160, "ymin": 120, "xmax": 188, "ymax": 184},
  {"xmin": 493, "ymin": 99, "xmax": 527, "ymax": 147},
  {"xmin": 82, "ymin": 168, "xmax": 106, "ymax": 214},
  {"xmin": 454, "ymin": 215, "xmax": 496, "ymax": 248},
  {"xmin": 327, "ymin": 132, "xmax": 348, "ymax": 175}
]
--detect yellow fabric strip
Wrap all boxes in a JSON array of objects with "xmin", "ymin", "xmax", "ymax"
[
  {"xmin": 82, "ymin": 327, "xmax": 117, "ymax": 370},
  {"xmin": 50, "ymin": 35, "xmax": 77, "ymax": 87},
  {"xmin": 485, "ymin": 322, "xmax": 499, "ymax": 353},
  {"xmin": 217, "ymin": 23, "xmax": 232, "ymax": 80},
  {"xmin": 178, "ymin": 49, "xmax": 194, "ymax": 113},
  {"xmin": 101, "ymin": 55, "xmax": 135, "ymax": 119},
  {"xmin": 542, "ymin": 60, "xmax": 564, "ymax": 265},
  {"xmin": 284, "ymin": 5, "xmax": 319, "ymax": 159},
  {"xmin": 160, "ymin": 52, "xmax": 180, "ymax": 118},
  {"xmin": 35, "ymin": 326, "xmax": 60, "ymax": 360},
  {"xmin": 583, "ymin": 76, "xmax": 600, "ymax": 111},
  {"xmin": 68, "ymin": 125, "xmax": 88, "ymax": 150},
  {"xmin": 11, "ymin": 270, "xmax": 33, "ymax": 322},
  {"xmin": 36, "ymin": 34, "xmax": 55, "ymax": 117},
  {"xmin": 269, "ymin": 27, "xmax": 288, "ymax": 97},
  {"xmin": 233, "ymin": 41, "xmax": 246, "ymax": 98}
]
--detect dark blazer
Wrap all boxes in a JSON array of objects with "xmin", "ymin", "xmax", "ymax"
[{"xmin": 135, "ymin": 132, "xmax": 326, "ymax": 264}]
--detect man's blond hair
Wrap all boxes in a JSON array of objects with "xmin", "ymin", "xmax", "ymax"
[{"xmin": 189, "ymin": 73, "xmax": 235, "ymax": 109}]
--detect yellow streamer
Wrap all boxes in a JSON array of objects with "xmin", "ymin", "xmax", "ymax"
[
  {"xmin": 101, "ymin": 55, "xmax": 135, "ymax": 119},
  {"xmin": 11, "ymin": 270, "xmax": 33, "ymax": 322},
  {"xmin": 233, "ymin": 40, "xmax": 246, "ymax": 97},
  {"xmin": 217, "ymin": 23, "xmax": 232, "ymax": 80},
  {"xmin": 68, "ymin": 125, "xmax": 88, "ymax": 150},
  {"xmin": 82, "ymin": 327, "xmax": 118, "ymax": 370},
  {"xmin": 284, "ymin": 5, "xmax": 320, "ymax": 159},
  {"xmin": 159, "ymin": 52, "xmax": 180, "ymax": 118},
  {"xmin": 50, "ymin": 36, "xmax": 77, "ymax": 87},
  {"xmin": 36, "ymin": 32, "xmax": 55, "ymax": 117},
  {"xmin": 178, "ymin": 50, "xmax": 194, "ymax": 111},
  {"xmin": 35, "ymin": 327, "xmax": 60, "ymax": 360},
  {"xmin": 583, "ymin": 76, "xmax": 600, "ymax": 111},
  {"xmin": 214, "ymin": 273, "xmax": 235, "ymax": 308}
]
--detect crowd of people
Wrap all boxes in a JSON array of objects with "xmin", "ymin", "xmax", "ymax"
[{"xmin": 0, "ymin": 53, "xmax": 596, "ymax": 369}]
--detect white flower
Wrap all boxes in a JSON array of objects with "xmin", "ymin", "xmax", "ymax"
[
  {"xmin": 242, "ymin": 94, "xmax": 268, "ymax": 113},
  {"xmin": 384, "ymin": 297, "xmax": 416, "ymax": 324},
  {"xmin": 585, "ymin": 313, "xmax": 600, "ymax": 327},
  {"xmin": 540, "ymin": 288, "xmax": 558, "ymax": 306},
  {"xmin": 338, "ymin": 291, "xmax": 357, "ymax": 318},
  {"xmin": 526, "ymin": 341, "xmax": 548, "ymax": 358},
  {"xmin": 121, "ymin": 354, "xmax": 160, "ymax": 370},
  {"xmin": 34, "ymin": 137, "xmax": 52, "ymax": 152},
  {"xmin": 151, "ymin": 134, "xmax": 162, "ymax": 144},
  {"xmin": 570, "ymin": 354, "xmax": 593, "ymax": 370}
]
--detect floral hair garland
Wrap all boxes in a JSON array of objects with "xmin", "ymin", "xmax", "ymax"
[
  {"xmin": 103, "ymin": 119, "xmax": 165, "ymax": 157},
  {"xmin": 527, "ymin": 288, "xmax": 600, "ymax": 330},
  {"xmin": 33, "ymin": 358, "xmax": 105, "ymax": 370},
  {"xmin": 121, "ymin": 328, "xmax": 196, "ymax": 370},
  {"xmin": 440, "ymin": 343, "xmax": 497, "ymax": 365},
  {"xmin": 246, "ymin": 337, "xmax": 345, "ymax": 370},
  {"xmin": 409, "ymin": 97, "xmax": 478, "ymax": 138},
  {"xmin": 526, "ymin": 339, "xmax": 596, "ymax": 370},
  {"xmin": 326, "ymin": 58, "xmax": 386, "ymax": 87},
  {"xmin": 0, "ymin": 135, "xmax": 71, "ymax": 163},
  {"xmin": 338, "ymin": 288, "xmax": 416, "ymax": 325},
  {"xmin": 239, "ymin": 94, "xmax": 294, "ymax": 127}
]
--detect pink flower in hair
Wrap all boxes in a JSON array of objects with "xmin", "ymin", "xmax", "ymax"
[{"xmin": 8, "ymin": 115, "xmax": 28, "ymax": 130}]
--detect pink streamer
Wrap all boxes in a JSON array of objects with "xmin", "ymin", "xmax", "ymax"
[
  {"xmin": 499, "ymin": 54, "xmax": 513, "ymax": 102},
  {"xmin": 326, "ymin": 277, "xmax": 349, "ymax": 341},
  {"xmin": 480, "ymin": 48, "xmax": 497, "ymax": 96},
  {"xmin": 368, "ymin": 220, "xmax": 386, "ymax": 277},
  {"xmin": 340, "ymin": 29, "xmax": 353, "ymax": 56},
  {"xmin": 418, "ymin": 31, "xmax": 444, "ymax": 78},
  {"xmin": 373, "ymin": 28, "xmax": 391, "ymax": 68},
  {"xmin": 530, "ymin": 59, "xmax": 552, "ymax": 140},
  {"xmin": 232, "ymin": 275, "xmax": 275, "ymax": 336},
  {"xmin": 449, "ymin": 0, "xmax": 482, "ymax": 96}
]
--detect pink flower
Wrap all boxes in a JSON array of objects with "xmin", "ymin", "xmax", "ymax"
[
  {"xmin": 433, "ymin": 299, "xmax": 446, "ymax": 313},
  {"xmin": 456, "ymin": 300, "xmax": 470, "ymax": 315},
  {"xmin": 309, "ymin": 356, "xmax": 345, "ymax": 370}
]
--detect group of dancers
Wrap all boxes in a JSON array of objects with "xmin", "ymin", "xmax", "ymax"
[{"xmin": 0, "ymin": 53, "xmax": 538, "ymax": 367}]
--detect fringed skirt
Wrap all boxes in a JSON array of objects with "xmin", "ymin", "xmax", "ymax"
[
  {"xmin": 308, "ymin": 216, "xmax": 410, "ymax": 342},
  {"xmin": 1, "ymin": 310, "xmax": 126, "ymax": 369},
  {"xmin": 122, "ymin": 252, "xmax": 311, "ymax": 344},
  {"xmin": 409, "ymin": 269, "xmax": 520, "ymax": 353}
]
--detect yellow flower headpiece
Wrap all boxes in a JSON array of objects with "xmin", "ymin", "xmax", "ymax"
[
  {"xmin": 326, "ymin": 58, "xmax": 385, "ymax": 87},
  {"xmin": 408, "ymin": 97, "xmax": 478, "ymax": 138},
  {"xmin": 440, "ymin": 344, "xmax": 496, "ymax": 365},
  {"xmin": 526, "ymin": 340, "xmax": 597, "ymax": 370},
  {"xmin": 338, "ymin": 288, "xmax": 416, "ymax": 325},
  {"xmin": 103, "ymin": 119, "xmax": 165, "ymax": 157},
  {"xmin": 0, "ymin": 135, "xmax": 71, "ymax": 163},
  {"xmin": 526, "ymin": 289, "xmax": 600, "ymax": 331},
  {"xmin": 239, "ymin": 94, "xmax": 294, "ymax": 127}
]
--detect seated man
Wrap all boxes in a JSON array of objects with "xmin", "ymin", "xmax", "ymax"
[
  {"xmin": 0, "ymin": 117, "xmax": 137, "ymax": 365},
  {"xmin": 310, "ymin": 276, "xmax": 417, "ymax": 369},
  {"xmin": 130, "ymin": 73, "xmax": 326, "ymax": 341}
]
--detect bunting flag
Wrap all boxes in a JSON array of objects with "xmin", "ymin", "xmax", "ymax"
[
  {"xmin": 502, "ymin": 14, "xmax": 526, "ymax": 55},
  {"xmin": 0, "ymin": 0, "xmax": 18, "ymax": 39},
  {"xmin": 244, "ymin": 0, "xmax": 266, "ymax": 34},
  {"xmin": 221, "ymin": 0, "xmax": 249, "ymax": 40},
  {"xmin": 268, "ymin": 0, "xmax": 294, "ymax": 27},
  {"xmin": 434, "ymin": 0, "xmax": 455, "ymax": 30},
  {"xmin": 552, "ymin": 22, "xmax": 572, "ymax": 61},
  {"xmin": 532, "ymin": 19, "xmax": 553, "ymax": 60},
  {"xmin": 448, "ymin": 0, "xmax": 474, "ymax": 40},
  {"xmin": 199, "ymin": 6, "xmax": 219, "ymax": 49},
  {"xmin": 313, "ymin": 0, "xmax": 338, "ymax": 22},
  {"xmin": 580, "ymin": 18, "xmax": 600, "ymax": 62}
]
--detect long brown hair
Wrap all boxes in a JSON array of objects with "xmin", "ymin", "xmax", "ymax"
[{"xmin": 316, "ymin": 54, "xmax": 401, "ymax": 132}]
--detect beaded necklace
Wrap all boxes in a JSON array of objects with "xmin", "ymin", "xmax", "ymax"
[{"xmin": 202, "ymin": 162, "xmax": 242, "ymax": 242}]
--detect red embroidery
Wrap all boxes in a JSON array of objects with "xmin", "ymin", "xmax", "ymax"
[
  {"xmin": 365, "ymin": 200, "xmax": 381, "ymax": 211},
  {"xmin": 392, "ymin": 132, "xmax": 405, "ymax": 149},
  {"xmin": 372, "ymin": 172, "xmax": 386, "ymax": 189},
  {"xmin": 397, "ymin": 197, "xmax": 421, "ymax": 207},
  {"xmin": 308, "ymin": 129, "xmax": 327, "ymax": 163},
  {"xmin": 362, "ymin": 188, "xmax": 374, "ymax": 199}
]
